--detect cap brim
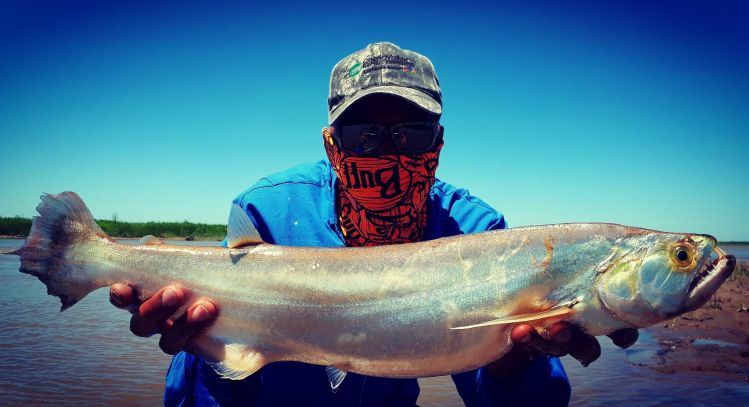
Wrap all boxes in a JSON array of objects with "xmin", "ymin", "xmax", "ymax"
[{"xmin": 328, "ymin": 86, "xmax": 442, "ymax": 124}]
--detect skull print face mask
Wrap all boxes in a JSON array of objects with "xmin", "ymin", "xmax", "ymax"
[{"xmin": 323, "ymin": 128, "xmax": 442, "ymax": 247}]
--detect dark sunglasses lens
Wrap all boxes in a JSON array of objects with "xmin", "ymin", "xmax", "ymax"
[
  {"xmin": 339, "ymin": 125, "xmax": 382, "ymax": 154},
  {"xmin": 393, "ymin": 124, "xmax": 436, "ymax": 153}
]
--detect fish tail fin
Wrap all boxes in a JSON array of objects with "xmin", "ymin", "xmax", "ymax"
[{"xmin": 16, "ymin": 192, "xmax": 109, "ymax": 311}]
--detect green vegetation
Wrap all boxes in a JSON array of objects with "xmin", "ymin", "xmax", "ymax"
[
  {"xmin": 0, "ymin": 217, "xmax": 31, "ymax": 237},
  {"xmin": 0, "ymin": 216, "xmax": 226, "ymax": 241}
]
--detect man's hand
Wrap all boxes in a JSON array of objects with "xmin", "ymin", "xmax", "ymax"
[
  {"xmin": 486, "ymin": 322, "xmax": 638, "ymax": 380},
  {"xmin": 109, "ymin": 283, "xmax": 219, "ymax": 355}
]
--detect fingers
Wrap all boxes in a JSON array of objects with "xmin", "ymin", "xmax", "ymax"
[
  {"xmin": 493, "ymin": 323, "xmax": 580, "ymax": 380},
  {"xmin": 510, "ymin": 323, "xmax": 569, "ymax": 357},
  {"xmin": 114, "ymin": 283, "xmax": 219, "ymax": 356},
  {"xmin": 510, "ymin": 322, "xmax": 602, "ymax": 366},
  {"xmin": 130, "ymin": 286, "xmax": 185, "ymax": 337},
  {"xmin": 509, "ymin": 323, "xmax": 535, "ymax": 343},
  {"xmin": 159, "ymin": 300, "xmax": 218, "ymax": 355},
  {"xmin": 567, "ymin": 328, "xmax": 601, "ymax": 367},
  {"xmin": 608, "ymin": 328, "xmax": 639, "ymax": 349},
  {"xmin": 110, "ymin": 283, "xmax": 136, "ymax": 309}
]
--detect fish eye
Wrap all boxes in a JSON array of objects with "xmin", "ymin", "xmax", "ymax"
[{"xmin": 669, "ymin": 243, "xmax": 694, "ymax": 270}]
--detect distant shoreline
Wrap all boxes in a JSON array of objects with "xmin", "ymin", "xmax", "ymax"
[
  {"xmin": 0, "ymin": 235, "xmax": 220, "ymax": 241},
  {"xmin": 0, "ymin": 217, "xmax": 226, "ymax": 241}
]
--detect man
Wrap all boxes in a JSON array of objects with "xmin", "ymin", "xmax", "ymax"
[{"xmin": 110, "ymin": 42, "xmax": 638, "ymax": 406}]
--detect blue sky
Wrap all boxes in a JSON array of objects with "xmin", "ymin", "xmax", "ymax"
[{"xmin": 1, "ymin": 1, "xmax": 747, "ymax": 241}]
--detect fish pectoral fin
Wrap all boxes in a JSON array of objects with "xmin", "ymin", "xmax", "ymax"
[
  {"xmin": 226, "ymin": 204, "xmax": 264, "ymax": 248},
  {"xmin": 139, "ymin": 235, "xmax": 164, "ymax": 245},
  {"xmin": 326, "ymin": 366, "xmax": 347, "ymax": 393},
  {"xmin": 193, "ymin": 336, "xmax": 267, "ymax": 380},
  {"xmin": 450, "ymin": 301, "xmax": 578, "ymax": 330}
]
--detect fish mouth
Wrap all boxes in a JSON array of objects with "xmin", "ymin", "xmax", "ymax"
[{"xmin": 685, "ymin": 246, "xmax": 736, "ymax": 310}]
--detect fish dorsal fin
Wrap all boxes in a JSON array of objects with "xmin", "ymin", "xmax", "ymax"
[
  {"xmin": 326, "ymin": 366, "xmax": 347, "ymax": 393},
  {"xmin": 226, "ymin": 204, "xmax": 263, "ymax": 248},
  {"xmin": 139, "ymin": 235, "xmax": 164, "ymax": 245},
  {"xmin": 193, "ymin": 336, "xmax": 267, "ymax": 380},
  {"xmin": 450, "ymin": 301, "xmax": 578, "ymax": 330}
]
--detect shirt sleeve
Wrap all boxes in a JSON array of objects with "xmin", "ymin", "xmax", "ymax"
[
  {"xmin": 427, "ymin": 182, "xmax": 507, "ymax": 237},
  {"xmin": 438, "ymin": 185, "xmax": 571, "ymax": 406}
]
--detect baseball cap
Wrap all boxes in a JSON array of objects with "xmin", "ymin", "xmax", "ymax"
[{"xmin": 328, "ymin": 42, "xmax": 442, "ymax": 124}]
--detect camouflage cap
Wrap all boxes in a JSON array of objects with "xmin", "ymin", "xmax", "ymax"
[{"xmin": 328, "ymin": 42, "xmax": 442, "ymax": 124}]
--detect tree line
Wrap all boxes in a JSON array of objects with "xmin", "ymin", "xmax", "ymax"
[{"xmin": 0, "ymin": 216, "xmax": 226, "ymax": 240}]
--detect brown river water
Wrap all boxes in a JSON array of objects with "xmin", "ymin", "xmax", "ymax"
[{"xmin": 1, "ymin": 239, "xmax": 747, "ymax": 406}]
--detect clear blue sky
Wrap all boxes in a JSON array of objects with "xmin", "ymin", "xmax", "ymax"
[{"xmin": 1, "ymin": 1, "xmax": 747, "ymax": 241}]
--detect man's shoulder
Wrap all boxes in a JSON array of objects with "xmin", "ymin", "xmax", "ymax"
[
  {"xmin": 427, "ymin": 179, "xmax": 506, "ymax": 235},
  {"xmin": 231, "ymin": 160, "xmax": 339, "ymax": 246},
  {"xmin": 264, "ymin": 160, "xmax": 333, "ymax": 187},
  {"xmin": 234, "ymin": 160, "xmax": 333, "ymax": 203},
  {"xmin": 430, "ymin": 179, "xmax": 497, "ymax": 212}
]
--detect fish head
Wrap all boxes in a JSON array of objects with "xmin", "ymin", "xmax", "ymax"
[{"xmin": 595, "ymin": 233, "xmax": 735, "ymax": 328}]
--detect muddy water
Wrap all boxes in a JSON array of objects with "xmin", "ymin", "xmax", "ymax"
[{"xmin": 1, "ymin": 239, "xmax": 747, "ymax": 406}]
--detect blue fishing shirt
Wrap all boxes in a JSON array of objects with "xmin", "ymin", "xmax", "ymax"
[{"xmin": 164, "ymin": 160, "xmax": 571, "ymax": 406}]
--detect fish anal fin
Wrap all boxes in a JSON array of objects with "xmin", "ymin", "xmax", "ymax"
[
  {"xmin": 326, "ymin": 366, "xmax": 347, "ymax": 393},
  {"xmin": 192, "ymin": 335, "xmax": 267, "ymax": 380},
  {"xmin": 450, "ymin": 301, "xmax": 578, "ymax": 330},
  {"xmin": 226, "ymin": 204, "xmax": 264, "ymax": 248}
]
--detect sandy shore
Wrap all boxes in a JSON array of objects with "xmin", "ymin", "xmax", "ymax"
[{"xmin": 644, "ymin": 261, "xmax": 749, "ymax": 380}]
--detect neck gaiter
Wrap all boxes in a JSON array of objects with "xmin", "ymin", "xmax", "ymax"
[{"xmin": 323, "ymin": 128, "xmax": 441, "ymax": 247}]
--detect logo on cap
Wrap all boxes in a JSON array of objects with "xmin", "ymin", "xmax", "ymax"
[
  {"xmin": 328, "ymin": 42, "xmax": 443, "ymax": 124},
  {"xmin": 349, "ymin": 62, "xmax": 362, "ymax": 78},
  {"xmin": 402, "ymin": 65, "xmax": 416, "ymax": 73}
]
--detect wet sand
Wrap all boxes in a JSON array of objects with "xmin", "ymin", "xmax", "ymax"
[{"xmin": 644, "ymin": 261, "xmax": 749, "ymax": 380}]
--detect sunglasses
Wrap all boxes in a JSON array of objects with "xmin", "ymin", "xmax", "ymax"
[{"xmin": 331, "ymin": 122, "xmax": 443, "ymax": 155}]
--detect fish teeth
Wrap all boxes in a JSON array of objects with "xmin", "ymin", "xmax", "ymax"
[{"xmin": 688, "ymin": 258, "xmax": 716, "ymax": 293}]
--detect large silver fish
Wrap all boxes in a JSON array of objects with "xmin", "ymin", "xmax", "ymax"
[{"xmin": 11, "ymin": 192, "xmax": 735, "ymax": 390}]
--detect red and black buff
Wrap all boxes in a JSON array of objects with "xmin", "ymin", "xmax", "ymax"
[{"xmin": 323, "ymin": 128, "xmax": 441, "ymax": 247}]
